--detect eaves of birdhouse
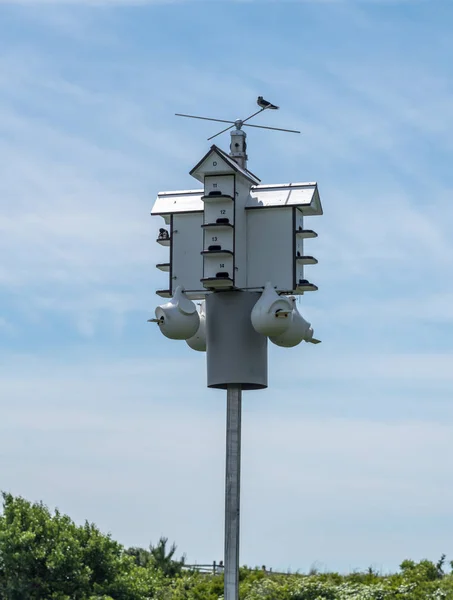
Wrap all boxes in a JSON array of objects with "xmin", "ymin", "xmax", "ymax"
[{"xmin": 151, "ymin": 182, "xmax": 322, "ymax": 217}]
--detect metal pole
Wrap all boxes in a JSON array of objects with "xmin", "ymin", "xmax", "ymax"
[{"xmin": 224, "ymin": 383, "xmax": 242, "ymax": 600}]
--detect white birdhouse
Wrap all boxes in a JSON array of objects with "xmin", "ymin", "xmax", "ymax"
[{"xmin": 151, "ymin": 144, "xmax": 322, "ymax": 299}]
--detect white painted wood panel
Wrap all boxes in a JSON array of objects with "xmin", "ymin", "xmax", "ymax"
[
  {"xmin": 171, "ymin": 213, "xmax": 204, "ymax": 293},
  {"xmin": 246, "ymin": 208, "xmax": 293, "ymax": 291}
]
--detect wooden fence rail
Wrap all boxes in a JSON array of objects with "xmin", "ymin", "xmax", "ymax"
[{"xmin": 183, "ymin": 562, "xmax": 292, "ymax": 576}]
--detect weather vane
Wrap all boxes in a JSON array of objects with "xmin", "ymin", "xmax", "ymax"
[{"xmin": 176, "ymin": 95, "xmax": 300, "ymax": 140}]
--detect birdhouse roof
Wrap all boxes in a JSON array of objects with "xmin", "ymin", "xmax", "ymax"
[
  {"xmin": 189, "ymin": 145, "xmax": 261, "ymax": 185},
  {"xmin": 151, "ymin": 182, "xmax": 322, "ymax": 217},
  {"xmin": 247, "ymin": 182, "xmax": 322, "ymax": 215}
]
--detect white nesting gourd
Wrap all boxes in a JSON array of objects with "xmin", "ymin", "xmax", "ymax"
[
  {"xmin": 269, "ymin": 296, "xmax": 321, "ymax": 348},
  {"xmin": 251, "ymin": 281, "xmax": 293, "ymax": 337},
  {"xmin": 186, "ymin": 302, "xmax": 207, "ymax": 352},
  {"xmin": 154, "ymin": 286, "xmax": 200, "ymax": 340}
]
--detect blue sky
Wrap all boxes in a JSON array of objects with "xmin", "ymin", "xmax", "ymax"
[{"xmin": 1, "ymin": 0, "xmax": 453, "ymax": 575}]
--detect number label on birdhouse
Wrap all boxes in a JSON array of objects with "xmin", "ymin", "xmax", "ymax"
[{"xmin": 204, "ymin": 175, "xmax": 235, "ymax": 199}]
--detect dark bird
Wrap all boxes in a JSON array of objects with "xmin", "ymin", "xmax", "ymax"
[
  {"xmin": 158, "ymin": 228, "xmax": 169, "ymax": 239},
  {"xmin": 257, "ymin": 96, "xmax": 279, "ymax": 110}
]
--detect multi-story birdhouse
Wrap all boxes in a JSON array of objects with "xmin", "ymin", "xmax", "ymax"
[{"xmin": 151, "ymin": 144, "xmax": 322, "ymax": 299}]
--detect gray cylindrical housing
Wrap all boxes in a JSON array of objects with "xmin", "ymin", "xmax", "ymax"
[{"xmin": 206, "ymin": 291, "xmax": 268, "ymax": 390}]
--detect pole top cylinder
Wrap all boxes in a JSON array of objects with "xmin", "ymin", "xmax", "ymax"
[{"xmin": 206, "ymin": 291, "xmax": 268, "ymax": 390}]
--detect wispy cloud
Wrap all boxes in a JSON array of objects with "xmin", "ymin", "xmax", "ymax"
[{"xmin": 0, "ymin": 49, "xmax": 193, "ymax": 332}]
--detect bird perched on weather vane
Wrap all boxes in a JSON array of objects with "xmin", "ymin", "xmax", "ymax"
[
  {"xmin": 175, "ymin": 96, "xmax": 298, "ymax": 140},
  {"xmin": 257, "ymin": 96, "xmax": 279, "ymax": 110}
]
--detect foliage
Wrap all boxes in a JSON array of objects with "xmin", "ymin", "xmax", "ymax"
[
  {"xmin": 126, "ymin": 538, "xmax": 185, "ymax": 577},
  {"xmin": 0, "ymin": 493, "xmax": 163, "ymax": 600},
  {"xmin": 157, "ymin": 564, "xmax": 453, "ymax": 600},
  {"xmin": 1, "ymin": 492, "xmax": 453, "ymax": 600}
]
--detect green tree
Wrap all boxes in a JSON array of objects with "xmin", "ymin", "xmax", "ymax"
[
  {"xmin": 0, "ymin": 492, "xmax": 158, "ymax": 600},
  {"xmin": 126, "ymin": 546, "xmax": 153, "ymax": 569},
  {"xmin": 400, "ymin": 558, "xmax": 443, "ymax": 582},
  {"xmin": 148, "ymin": 537, "xmax": 185, "ymax": 578}
]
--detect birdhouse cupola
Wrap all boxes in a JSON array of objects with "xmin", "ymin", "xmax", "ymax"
[{"xmin": 229, "ymin": 121, "xmax": 247, "ymax": 169}]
